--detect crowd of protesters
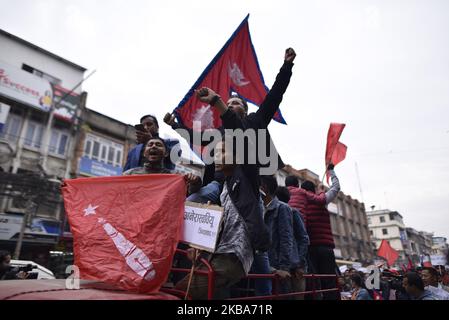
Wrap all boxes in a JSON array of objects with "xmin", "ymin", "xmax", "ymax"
[
  {"xmin": 116, "ymin": 47, "xmax": 338, "ymax": 299},
  {"xmin": 338, "ymin": 265, "xmax": 449, "ymax": 300},
  {"xmin": 1, "ymin": 46, "xmax": 448, "ymax": 302},
  {"xmin": 113, "ymin": 46, "xmax": 449, "ymax": 300}
]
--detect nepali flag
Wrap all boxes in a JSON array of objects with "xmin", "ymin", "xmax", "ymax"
[
  {"xmin": 61, "ymin": 174, "xmax": 186, "ymax": 293},
  {"xmin": 325, "ymin": 123, "xmax": 347, "ymax": 184},
  {"xmin": 174, "ymin": 14, "xmax": 286, "ymax": 131}
]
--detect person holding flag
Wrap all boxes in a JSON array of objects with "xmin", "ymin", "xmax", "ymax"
[
  {"xmin": 167, "ymin": 47, "xmax": 296, "ymax": 204},
  {"xmin": 194, "ymin": 47, "xmax": 296, "ymax": 175},
  {"xmin": 285, "ymin": 164, "xmax": 341, "ymax": 299}
]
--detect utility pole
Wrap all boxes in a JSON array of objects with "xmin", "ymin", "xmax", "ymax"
[
  {"xmin": 13, "ymin": 198, "xmax": 37, "ymax": 259},
  {"xmin": 355, "ymin": 161, "xmax": 364, "ymax": 203}
]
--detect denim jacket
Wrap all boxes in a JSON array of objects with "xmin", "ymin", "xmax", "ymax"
[{"xmin": 264, "ymin": 197, "xmax": 293, "ymax": 271}]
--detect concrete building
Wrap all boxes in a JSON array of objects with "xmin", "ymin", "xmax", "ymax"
[
  {"xmin": 0, "ymin": 28, "xmax": 87, "ymax": 263},
  {"xmin": 406, "ymin": 228, "xmax": 434, "ymax": 265},
  {"xmin": 432, "ymin": 237, "xmax": 449, "ymax": 255},
  {"xmin": 431, "ymin": 237, "xmax": 448, "ymax": 266},
  {"xmin": 367, "ymin": 209, "xmax": 413, "ymax": 266},
  {"xmin": 276, "ymin": 165, "xmax": 374, "ymax": 264}
]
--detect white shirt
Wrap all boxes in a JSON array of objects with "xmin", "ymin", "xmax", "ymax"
[{"xmin": 425, "ymin": 284, "xmax": 449, "ymax": 300}]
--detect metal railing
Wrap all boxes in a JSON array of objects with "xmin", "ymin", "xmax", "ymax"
[{"xmin": 165, "ymin": 249, "xmax": 340, "ymax": 300}]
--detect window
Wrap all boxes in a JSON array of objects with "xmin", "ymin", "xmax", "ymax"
[
  {"xmin": 367, "ymin": 217, "xmax": 372, "ymax": 225},
  {"xmin": 370, "ymin": 230, "xmax": 373, "ymax": 236},
  {"xmin": 48, "ymin": 129, "xmax": 70, "ymax": 156},
  {"xmin": 380, "ymin": 216, "xmax": 386, "ymax": 223},
  {"xmin": 382, "ymin": 228, "xmax": 388, "ymax": 235},
  {"xmin": 24, "ymin": 121, "xmax": 44, "ymax": 149},
  {"xmin": 82, "ymin": 133, "xmax": 124, "ymax": 167},
  {"xmin": 101, "ymin": 145, "xmax": 107, "ymax": 163},
  {"xmin": 0, "ymin": 114, "xmax": 22, "ymax": 143},
  {"xmin": 92, "ymin": 141, "xmax": 100, "ymax": 160},
  {"xmin": 107, "ymin": 146, "xmax": 115, "ymax": 165},
  {"xmin": 84, "ymin": 140, "xmax": 91, "ymax": 156},
  {"xmin": 116, "ymin": 150, "xmax": 122, "ymax": 165},
  {"xmin": 22, "ymin": 64, "xmax": 61, "ymax": 85}
]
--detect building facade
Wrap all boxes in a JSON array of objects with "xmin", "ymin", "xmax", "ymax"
[
  {"xmin": 276, "ymin": 165, "xmax": 374, "ymax": 264},
  {"xmin": 367, "ymin": 209, "xmax": 412, "ymax": 266},
  {"xmin": 0, "ymin": 28, "xmax": 87, "ymax": 264},
  {"xmin": 406, "ymin": 228, "xmax": 434, "ymax": 265}
]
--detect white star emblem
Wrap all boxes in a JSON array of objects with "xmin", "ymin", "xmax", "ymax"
[{"xmin": 83, "ymin": 204, "xmax": 99, "ymax": 216}]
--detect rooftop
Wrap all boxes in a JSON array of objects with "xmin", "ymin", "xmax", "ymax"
[{"xmin": 0, "ymin": 29, "xmax": 87, "ymax": 72}]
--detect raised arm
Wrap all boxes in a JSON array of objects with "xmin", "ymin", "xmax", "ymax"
[
  {"xmin": 325, "ymin": 164, "xmax": 340, "ymax": 204},
  {"xmin": 255, "ymin": 48, "xmax": 296, "ymax": 128}
]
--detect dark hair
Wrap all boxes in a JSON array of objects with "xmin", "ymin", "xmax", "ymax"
[
  {"xmin": 0, "ymin": 250, "xmax": 11, "ymax": 263},
  {"xmin": 276, "ymin": 186, "xmax": 291, "ymax": 203},
  {"xmin": 260, "ymin": 175, "xmax": 278, "ymax": 196},
  {"xmin": 229, "ymin": 93, "xmax": 248, "ymax": 113},
  {"xmin": 422, "ymin": 267, "xmax": 439, "ymax": 278},
  {"xmin": 140, "ymin": 114, "xmax": 159, "ymax": 127},
  {"xmin": 405, "ymin": 272, "xmax": 425, "ymax": 291},
  {"xmin": 301, "ymin": 180, "xmax": 316, "ymax": 193},
  {"xmin": 285, "ymin": 175, "xmax": 299, "ymax": 187},
  {"xmin": 146, "ymin": 136, "xmax": 167, "ymax": 150},
  {"xmin": 350, "ymin": 273, "xmax": 364, "ymax": 288}
]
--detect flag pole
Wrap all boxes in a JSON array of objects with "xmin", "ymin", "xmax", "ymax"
[
  {"xmin": 321, "ymin": 147, "xmax": 336, "ymax": 184},
  {"xmin": 184, "ymin": 248, "xmax": 199, "ymax": 300}
]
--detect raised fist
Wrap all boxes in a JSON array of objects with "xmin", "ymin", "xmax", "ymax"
[{"xmin": 284, "ymin": 47, "xmax": 296, "ymax": 63}]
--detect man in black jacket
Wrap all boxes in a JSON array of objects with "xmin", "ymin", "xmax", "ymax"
[{"xmin": 196, "ymin": 47, "xmax": 295, "ymax": 176}]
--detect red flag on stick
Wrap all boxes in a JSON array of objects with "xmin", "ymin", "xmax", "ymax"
[
  {"xmin": 377, "ymin": 239, "xmax": 399, "ymax": 267},
  {"xmin": 61, "ymin": 174, "xmax": 187, "ymax": 293},
  {"xmin": 325, "ymin": 123, "xmax": 347, "ymax": 183}
]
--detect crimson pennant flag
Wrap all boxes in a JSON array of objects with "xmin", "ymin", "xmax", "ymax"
[
  {"xmin": 377, "ymin": 240, "xmax": 399, "ymax": 267},
  {"xmin": 174, "ymin": 14, "xmax": 286, "ymax": 133},
  {"xmin": 325, "ymin": 123, "xmax": 347, "ymax": 183},
  {"xmin": 61, "ymin": 174, "xmax": 186, "ymax": 293},
  {"xmin": 407, "ymin": 256, "xmax": 414, "ymax": 270}
]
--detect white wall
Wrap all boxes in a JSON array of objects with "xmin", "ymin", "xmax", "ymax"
[{"xmin": 0, "ymin": 34, "xmax": 84, "ymax": 92}]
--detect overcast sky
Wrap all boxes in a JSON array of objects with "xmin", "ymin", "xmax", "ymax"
[{"xmin": 1, "ymin": 0, "xmax": 448, "ymax": 240}]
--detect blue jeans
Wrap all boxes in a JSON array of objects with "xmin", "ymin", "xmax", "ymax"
[
  {"xmin": 250, "ymin": 251, "xmax": 272, "ymax": 296},
  {"xmin": 187, "ymin": 181, "xmax": 222, "ymax": 205}
]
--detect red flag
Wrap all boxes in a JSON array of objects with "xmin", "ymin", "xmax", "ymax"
[
  {"xmin": 325, "ymin": 123, "xmax": 346, "ymax": 183},
  {"xmin": 407, "ymin": 256, "xmax": 414, "ymax": 270},
  {"xmin": 61, "ymin": 174, "xmax": 186, "ymax": 293},
  {"xmin": 377, "ymin": 240, "xmax": 399, "ymax": 267},
  {"xmin": 422, "ymin": 255, "xmax": 433, "ymax": 268},
  {"xmin": 174, "ymin": 14, "xmax": 286, "ymax": 131}
]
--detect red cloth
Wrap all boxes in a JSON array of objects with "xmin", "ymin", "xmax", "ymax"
[
  {"xmin": 325, "ymin": 123, "xmax": 346, "ymax": 183},
  {"xmin": 377, "ymin": 240, "xmax": 399, "ymax": 267},
  {"xmin": 174, "ymin": 14, "xmax": 285, "ymax": 130},
  {"xmin": 287, "ymin": 186, "xmax": 307, "ymax": 225},
  {"xmin": 288, "ymin": 186, "xmax": 334, "ymax": 247},
  {"xmin": 407, "ymin": 256, "xmax": 414, "ymax": 270},
  {"xmin": 61, "ymin": 174, "xmax": 186, "ymax": 294}
]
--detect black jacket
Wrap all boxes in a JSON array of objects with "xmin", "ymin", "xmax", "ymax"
[
  {"xmin": 222, "ymin": 61, "xmax": 294, "ymax": 252},
  {"xmin": 226, "ymin": 164, "xmax": 271, "ymax": 252},
  {"xmin": 220, "ymin": 60, "xmax": 294, "ymax": 173}
]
